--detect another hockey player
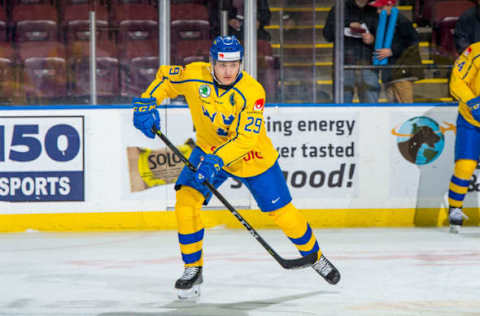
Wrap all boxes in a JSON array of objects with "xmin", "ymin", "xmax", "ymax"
[
  {"xmin": 446, "ymin": 41, "xmax": 480, "ymax": 233},
  {"xmin": 132, "ymin": 35, "xmax": 340, "ymax": 299}
]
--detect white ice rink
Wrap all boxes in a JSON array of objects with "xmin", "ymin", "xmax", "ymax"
[{"xmin": 1, "ymin": 227, "xmax": 480, "ymax": 316}]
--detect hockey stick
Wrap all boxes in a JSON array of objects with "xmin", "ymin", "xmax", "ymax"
[{"xmin": 152, "ymin": 127, "xmax": 317, "ymax": 270}]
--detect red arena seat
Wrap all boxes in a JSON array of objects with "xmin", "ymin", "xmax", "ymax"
[
  {"xmin": 119, "ymin": 39, "xmax": 158, "ymax": 97},
  {"xmin": 0, "ymin": 5, "xmax": 6, "ymax": 41},
  {"xmin": 257, "ymin": 39, "xmax": 277, "ymax": 101},
  {"xmin": 62, "ymin": 3, "xmax": 109, "ymax": 42},
  {"xmin": 0, "ymin": 42, "xmax": 17, "ymax": 99},
  {"xmin": 431, "ymin": 0, "xmax": 475, "ymax": 62},
  {"xmin": 171, "ymin": 3, "xmax": 210, "ymax": 43},
  {"xmin": 17, "ymin": 41, "xmax": 67, "ymax": 99},
  {"xmin": 112, "ymin": 3, "xmax": 158, "ymax": 43},
  {"xmin": 67, "ymin": 40, "xmax": 119, "ymax": 97},
  {"xmin": 112, "ymin": 0, "xmax": 153, "ymax": 4},
  {"xmin": 11, "ymin": 4, "xmax": 58, "ymax": 42},
  {"xmin": 174, "ymin": 39, "xmax": 210, "ymax": 65},
  {"xmin": 431, "ymin": 0, "xmax": 474, "ymax": 26},
  {"xmin": 119, "ymin": 20, "xmax": 158, "ymax": 42},
  {"xmin": 414, "ymin": 0, "xmax": 436, "ymax": 26},
  {"xmin": 11, "ymin": 0, "xmax": 53, "ymax": 5}
]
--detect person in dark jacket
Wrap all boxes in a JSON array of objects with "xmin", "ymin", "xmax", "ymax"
[
  {"xmin": 323, "ymin": 0, "xmax": 380, "ymax": 103},
  {"xmin": 208, "ymin": 0, "xmax": 272, "ymax": 41},
  {"xmin": 454, "ymin": 0, "xmax": 480, "ymax": 54},
  {"xmin": 370, "ymin": 0, "xmax": 424, "ymax": 103}
]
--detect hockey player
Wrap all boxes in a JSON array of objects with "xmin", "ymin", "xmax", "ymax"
[
  {"xmin": 447, "ymin": 41, "xmax": 480, "ymax": 233},
  {"xmin": 132, "ymin": 35, "xmax": 340, "ymax": 299}
]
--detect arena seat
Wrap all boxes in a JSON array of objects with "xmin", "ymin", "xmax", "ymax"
[
  {"xmin": 11, "ymin": 4, "xmax": 58, "ymax": 42},
  {"xmin": 174, "ymin": 39, "xmax": 210, "ymax": 65},
  {"xmin": 112, "ymin": 3, "xmax": 157, "ymax": 43},
  {"xmin": 0, "ymin": 42, "xmax": 17, "ymax": 99},
  {"xmin": 11, "ymin": 0, "xmax": 54, "ymax": 5},
  {"xmin": 112, "ymin": 0, "xmax": 154, "ymax": 4},
  {"xmin": 171, "ymin": 3, "xmax": 210, "ymax": 43},
  {"xmin": 0, "ymin": 5, "xmax": 6, "ymax": 41},
  {"xmin": 119, "ymin": 39, "xmax": 158, "ymax": 97},
  {"xmin": 62, "ymin": 3, "xmax": 109, "ymax": 42},
  {"xmin": 17, "ymin": 41, "xmax": 67, "ymax": 99},
  {"xmin": 62, "ymin": 0, "xmax": 106, "ymax": 4},
  {"xmin": 257, "ymin": 39, "xmax": 277, "ymax": 101},
  {"xmin": 431, "ymin": 0, "xmax": 474, "ymax": 26},
  {"xmin": 431, "ymin": 0, "xmax": 475, "ymax": 63},
  {"xmin": 67, "ymin": 39, "xmax": 119, "ymax": 97},
  {"xmin": 119, "ymin": 20, "xmax": 158, "ymax": 42},
  {"xmin": 414, "ymin": 0, "xmax": 436, "ymax": 26}
]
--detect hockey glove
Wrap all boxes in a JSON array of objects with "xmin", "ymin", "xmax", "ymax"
[
  {"xmin": 194, "ymin": 154, "xmax": 224, "ymax": 185},
  {"xmin": 467, "ymin": 96, "xmax": 480, "ymax": 122},
  {"xmin": 133, "ymin": 97, "xmax": 160, "ymax": 139}
]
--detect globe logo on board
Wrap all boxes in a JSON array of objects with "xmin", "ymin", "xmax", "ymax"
[{"xmin": 391, "ymin": 116, "xmax": 454, "ymax": 165}]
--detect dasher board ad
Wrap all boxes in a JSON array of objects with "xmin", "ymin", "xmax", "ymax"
[
  {"xmin": 264, "ymin": 108, "xmax": 358, "ymax": 200},
  {"xmin": 0, "ymin": 116, "xmax": 84, "ymax": 202},
  {"xmin": 123, "ymin": 106, "xmax": 359, "ymax": 209}
]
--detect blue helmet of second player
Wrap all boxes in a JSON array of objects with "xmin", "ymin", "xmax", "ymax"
[{"xmin": 210, "ymin": 35, "xmax": 244, "ymax": 63}]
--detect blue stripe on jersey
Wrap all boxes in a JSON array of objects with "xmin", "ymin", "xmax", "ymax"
[
  {"xmin": 213, "ymin": 87, "xmax": 247, "ymax": 164},
  {"xmin": 299, "ymin": 241, "xmax": 319, "ymax": 256},
  {"xmin": 149, "ymin": 77, "xmax": 166, "ymax": 97},
  {"xmin": 288, "ymin": 224, "xmax": 312, "ymax": 245},
  {"xmin": 461, "ymin": 54, "xmax": 480, "ymax": 80},
  {"xmin": 182, "ymin": 250, "xmax": 202, "ymax": 264},
  {"xmin": 178, "ymin": 229, "xmax": 205, "ymax": 245},
  {"xmin": 449, "ymin": 190, "xmax": 466, "ymax": 201},
  {"xmin": 451, "ymin": 176, "xmax": 470, "ymax": 187},
  {"xmin": 170, "ymin": 79, "xmax": 214, "ymax": 85}
]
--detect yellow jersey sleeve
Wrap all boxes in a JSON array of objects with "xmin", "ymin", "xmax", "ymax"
[
  {"xmin": 213, "ymin": 85, "xmax": 267, "ymax": 167},
  {"xmin": 450, "ymin": 45, "xmax": 479, "ymax": 104},
  {"xmin": 141, "ymin": 65, "xmax": 186, "ymax": 102}
]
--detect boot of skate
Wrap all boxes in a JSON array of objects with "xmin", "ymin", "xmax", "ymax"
[{"xmin": 175, "ymin": 266, "xmax": 203, "ymax": 299}]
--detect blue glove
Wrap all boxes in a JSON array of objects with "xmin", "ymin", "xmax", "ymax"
[
  {"xmin": 467, "ymin": 96, "xmax": 480, "ymax": 122},
  {"xmin": 195, "ymin": 154, "xmax": 224, "ymax": 184},
  {"xmin": 133, "ymin": 97, "xmax": 160, "ymax": 139}
]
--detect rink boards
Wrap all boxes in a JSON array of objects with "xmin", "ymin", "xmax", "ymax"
[{"xmin": 0, "ymin": 103, "xmax": 478, "ymax": 232}]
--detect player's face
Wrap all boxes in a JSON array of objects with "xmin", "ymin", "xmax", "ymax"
[{"xmin": 213, "ymin": 60, "xmax": 241, "ymax": 85}]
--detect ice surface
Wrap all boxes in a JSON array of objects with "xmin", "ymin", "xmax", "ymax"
[{"xmin": 1, "ymin": 227, "xmax": 480, "ymax": 316}]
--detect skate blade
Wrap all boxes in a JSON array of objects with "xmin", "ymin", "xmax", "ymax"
[
  {"xmin": 449, "ymin": 225, "xmax": 460, "ymax": 234},
  {"xmin": 177, "ymin": 284, "xmax": 201, "ymax": 300}
]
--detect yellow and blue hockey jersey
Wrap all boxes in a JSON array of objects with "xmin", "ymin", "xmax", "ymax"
[
  {"xmin": 450, "ymin": 42, "xmax": 480, "ymax": 127},
  {"xmin": 141, "ymin": 62, "xmax": 279, "ymax": 178}
]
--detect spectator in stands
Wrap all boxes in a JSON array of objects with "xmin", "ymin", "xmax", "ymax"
[
  {"xmin": 323, "ymin": 0, "xmax": 380, "ymax": 103},
  {"xmin": 454, "ymin": 0, "xmax": 480, "ymax": 54},
  {"xmin": 208, "ymin": 0, "xmax": 271, "ymax": 41},
  {"xmin": 370, "ymin": 0, "xmax": 424, "ymax": 103}
]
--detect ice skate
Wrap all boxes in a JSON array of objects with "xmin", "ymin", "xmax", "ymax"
[
  {"xmin": 312, "ymin": 254, "xmax": 341, "ymax": 285},
  {"xmin": 449, "ymin": 207, "xmax": 468, "ymax": 234},
  {"xmin": 175, "ymin": 266, "xmax": 203, "ymax": 299}
]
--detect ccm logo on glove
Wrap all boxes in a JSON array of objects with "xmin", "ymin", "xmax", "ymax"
[
  {"xmin": 134, "ymin": 104, "xmax": 157, "ymax": 112},
  {"xmin": 132, "ymin": 97, "xmax": 160, "ymax": 139}
]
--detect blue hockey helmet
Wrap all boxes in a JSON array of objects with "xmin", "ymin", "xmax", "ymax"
[{"xmin": 210, "ymin": 35, "xmax": 244, "ymax": 63}]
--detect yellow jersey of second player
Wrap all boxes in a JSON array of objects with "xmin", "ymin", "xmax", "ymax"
[
  {"xmin": 450, "ymin": 42, "xmax": 480, "ymax": 127},
  {"xmin": 141, "ymin": 62, "xmax": 279, "ymax": 178}
]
